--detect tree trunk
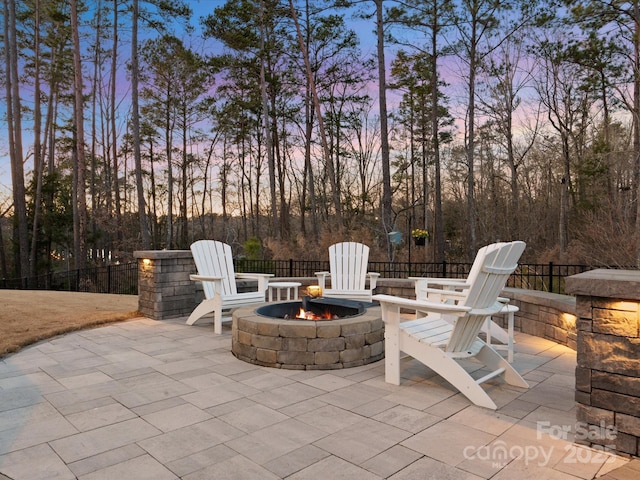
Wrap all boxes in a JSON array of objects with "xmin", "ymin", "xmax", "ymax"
[
  {"xmin": 111, "ymin": 0, "xmax": 123, "ymax": 251},
  {"xmin": 5, "ymin": 0, "xmax": 29, "ymax": 278},
  {"xmin": 131, "ymin": 0, "xmax": 151, "ymax": 249},
  {"xmin": 29, "ymin": 0, "xmax": 44, "ymax": 275},
  {"xmin": 375, "ymin": 0, "xmax": 393, "ymax": 255},
  {"xmin": 89, "ymin": 0, "xmax": 101, "ymax": 263},
  {"xmin": 633, "ymin": 0, "xmax": 640, "ymax": 267},
  {"xmin": 0, "ymin": 205, "xmax": 9, "ymax": 279},
  {"xmin": 149, "ymin": 138, "xmax": 158, "ymax": 247},
  {"xmin": 165, "ymin": 85, "xmax": 174, "ymax": 249},
  {"xmin": 466, "ymin": 20, "xmax": 478, "ymax": 258},
  {"xmin": 258, "ymin": 2, "xmax": 278, "ymax": 238},
  {"xmin": 430, "ymin": 6, "xmax": 445, "ymax": 263},
  {"xmin": 181, "ymin": 106, "xmax": 188, "ymax": 247},
  {"xmin": 71, "ymin": 0, "xmax": 87, "ymax": 270},
  {"xmin": 289, "ymin": 0, "xmax": 342, "ymax": 229},
  {"xmin": 300, "ymin": 0, "xmax": 319, "ymax": 237}
]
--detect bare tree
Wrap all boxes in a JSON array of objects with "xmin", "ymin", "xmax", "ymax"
[
  {"xmin": 130, "ymin": 0, "xmax": 151, "ymax": 249},
  {"xmin": 289, "ymin": 0, "xmax": 343, "ymax": 230},
  {"xmin": 533, "ymin": 37, "xmax": 597, "ymax": 256},
  {"xmin": 4, "ymin": 0, "xmax": 29, "ymax": 277},
  {"xmin": 29, "ymin": 0, "xmax": 44, "ymax": 275},
  {"xmin": 70, "ymin": 0, "xmax": 88, "ymax": 269},
  {"xmin": 375, "ymin": 0, "xmax": 393, "ymax": 253},
  {"xmin": 477, "ymin": 37, "xmax": 536, "ymax": 239},
  {"xmin": 110, "ymin": 0, "xmax": 123, "ymax": 250}
]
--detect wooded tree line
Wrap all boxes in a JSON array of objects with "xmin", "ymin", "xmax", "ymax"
[{"xmin": 2, "ymin": 0, "xmax": 639, "ymax": 279}]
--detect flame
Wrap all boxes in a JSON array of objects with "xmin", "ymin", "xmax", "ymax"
[{"xmin": 295, "ymin": 307, "xmax": 336, "ymax": 321}]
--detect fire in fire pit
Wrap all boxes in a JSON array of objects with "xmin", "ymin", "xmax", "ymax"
[
  {"xmin": 293, "ymin": 307, "xmax": 336, "ymax": 321},
  {"xmin": 255, "ymin": 297, "xmax": 369, "ymax": 321}
]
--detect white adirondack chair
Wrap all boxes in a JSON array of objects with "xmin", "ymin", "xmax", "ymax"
[
  {"xmin": 315, "ymin": 242, "xmax": 380, "ymax": 302},
  {"xmin": 187, "ymin": 240, "xmax": 273, "ymax": 334},
  {"xmin": 373, "ymin": 241, "xmax": 528, "ymax": 410},
  {"xmin": 410, "ymin": 242, "xmax": 518, "ymax": 362}
]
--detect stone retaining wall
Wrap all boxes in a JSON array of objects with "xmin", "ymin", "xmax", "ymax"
[
  {"xmin": 132, "ymin": 251, "xmax": 578, "ymax": 349},
  {"xmin": 497, "ymin": 288, "xmax": 577, "ymax": 350}
]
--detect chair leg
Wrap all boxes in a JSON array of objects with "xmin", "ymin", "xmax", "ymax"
[
  {"xmin": 483, "ymin": 315, "xmax": 515, "ymax": 363},
  {"xmin": 482, "ymin": 318, "xmax": 509, "ymax": 344},
  {"xmin": 402, "ymin": 337, "xmax": 499, "ymax": 409},
  {"xmin": 507, "ymin": 312, "xmax": 514, "ymax": 363},
  {"xmin": 381, "ymin": 303, "xmax": 401, "ymax": 385},
  {"xmin": 187, "ymin": 297, "xmax": 224, "ymax": 335},
  {"xmin": 186, "ymin": 299, "xmax": 216, "ymax": 325},
  {"xmin": 213, "ymin": 300, "xmax": 223, "ymax": 335},
  {"xmin": 475, "ymin": 343, "xmax": 528, "ymax": 388},
  {"xmin": 385, "ymin": 325, "xmax": 401, "ymax": 385}
]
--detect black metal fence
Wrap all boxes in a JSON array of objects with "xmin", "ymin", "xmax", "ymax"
[
  {"xmin": 0, "ymin": 259, "xmax": 599, "ymax": 296},
  {"xmin": 236, "ymin": 259, "xmax": 594, "ymax": 294},
  {"xmin": 0, "ymin": 262, "xmax": 138, "ymax": 295}
]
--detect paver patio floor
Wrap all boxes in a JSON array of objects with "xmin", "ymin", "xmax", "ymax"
[{"xmin": 0, "ymin": 316, "xmax": 632, "ymax": 479}]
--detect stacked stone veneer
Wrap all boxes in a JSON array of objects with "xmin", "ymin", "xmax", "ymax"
[
  {"xmin": 566, "ymin": 269, "xmax": 640, "ymax": 458},
  {"xmin": 498, "ymin": 288, "xmax": 577, "ymax": 349},
  {"xmin": 231, "ymin": 305, "xmax": 384, "ymax": 370},
  {"xmin": 134, "ymin": 250, "xmax": 196, "ymax": 320}
]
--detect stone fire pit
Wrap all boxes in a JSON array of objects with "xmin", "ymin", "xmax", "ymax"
[{"xmin": 231, "ymin": 299, "xmax": 384, "ymax": 370}]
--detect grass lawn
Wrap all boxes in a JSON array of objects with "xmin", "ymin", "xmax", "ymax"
[{"xmin": 0, "ymin": 290, "xmax": 139, "ymax": 358}]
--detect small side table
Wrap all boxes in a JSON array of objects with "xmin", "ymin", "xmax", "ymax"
[{"xmin": 268, "ymin": 282, "xmax": 302, "ymax": 302}]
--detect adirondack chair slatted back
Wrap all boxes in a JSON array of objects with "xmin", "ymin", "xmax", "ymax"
[
  {"xmin": 190, "ymin": 240, "xmax": 238, "ymax": 298},
  {"xmin": 413, "ymin": 243, "xmax": 506, "ymax": 300},
  {"xmin": 465, "ymin": 242, "xmax": 506, "ymax": 285},
  {"xmin": 329, "ymin": 242, "xmax": 369, "ymax": 291},
  {"xmin": 445, "ymin": 241, "xmax": 525, "ymax": 353}
]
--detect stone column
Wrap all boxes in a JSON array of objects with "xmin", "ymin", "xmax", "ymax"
[
  {"xmin": 133, "ymin": 250, "xmax": 196, "ymax": 320},
  {"xmin": 565, "ymin": 269, "xmax": 640, "ymax": 457}
]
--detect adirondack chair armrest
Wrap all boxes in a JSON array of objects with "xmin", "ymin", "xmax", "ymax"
[
  {"xmin": 367, "ymin": 272, "xmax": 380, "ymax": 289},
  {"xmin": 409, "ymin": 276, "xmax": 467, "ymax": 284},
  {"xmin": 469, "ymin": 301, "xmax": 509, "ymax": 317},
  {"xmin": 424, "ymin": 287, "xmax": 466, "ymax": 296},
  {"xmin": 235, "ymin": 273, "xmax": 273, "ymax": 292},
  {"xmin": 421, "ymin": 287, "xmax": 467, "ymax": 302},
  {"xmin": 498, "ymin": 302, "xmax": 518, "ymax": 314},
  {"xmin": 190, "ymin": 274, "xmax": 224, "ymax": 282},
  {"xmin": 410, "ymin": 278, "xmax": 470, "ymax": 301},
  {"xmin": 315, "ymin": 271, "xmax": 330, "ymax": 290},
  {"xmin": 429, "ymin": 280, "xmax": 471, "ymax": 290},
  {"xmin": 409, "ymin": 277, "xmax": 471, "ymax": 289},
  {"xmin": 189, "ymin": 274, "xmax": 225, "ymax": 295},
  {"xmin": 372, "ymin": 294, "xmax": 471, "ymax": 316}
]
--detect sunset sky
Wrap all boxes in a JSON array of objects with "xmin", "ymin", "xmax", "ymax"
[
  {"xmin": 0, "ymin": 0, "xmax": 514, "ymax": 200},
  {"xmin": 0, "ymin": 0, "xmax": 394, "ymax": 195}
]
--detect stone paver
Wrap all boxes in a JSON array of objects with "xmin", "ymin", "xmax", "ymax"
[
  {"xmin": 78, "ymin": 455, "xmax": 178, "ymax": 480},
  {"xmin": 0, "ymin": 319, "xmax": 632, "ymax": 479}
]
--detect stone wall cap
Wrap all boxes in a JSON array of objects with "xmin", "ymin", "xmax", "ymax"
[
  {"xmin": 134, "ymin": 250, "xmax": 192, "ymax": 260},
  {"xmin": 565, "ymin": 268, "xmax": 640, "ymax": 300},
  {"xmin": 503, "ymin": 287, "xmax": 575, "ymax": 313}
]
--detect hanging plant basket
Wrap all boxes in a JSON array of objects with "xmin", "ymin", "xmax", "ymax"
[{"xmin": 411, "ymin": 229, "xmax": 429, "ymax": 246}]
